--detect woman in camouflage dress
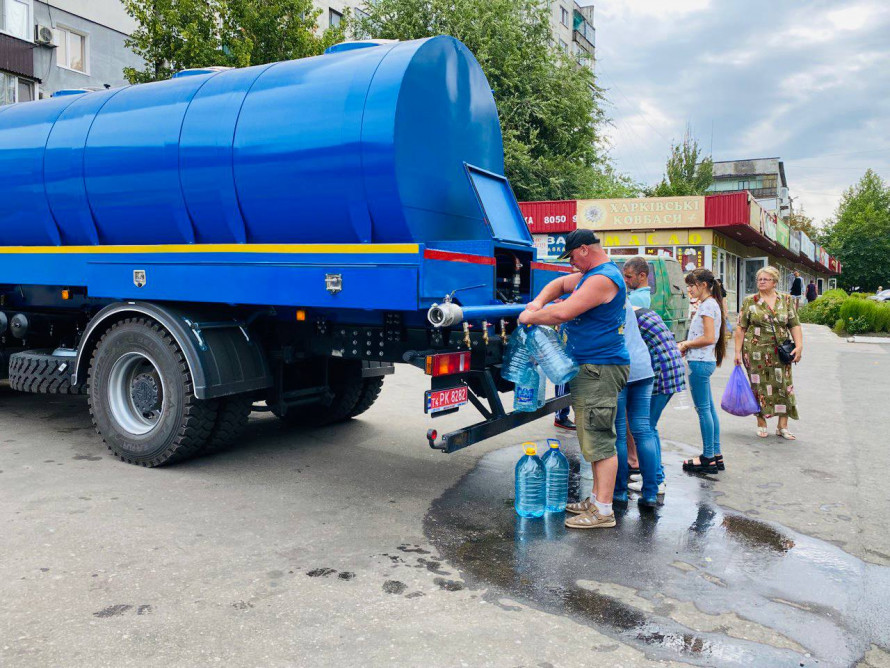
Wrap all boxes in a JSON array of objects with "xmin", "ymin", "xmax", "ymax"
[{"xmin": 733, "ymin": 266, "xmax": 804, "ymax": 439}]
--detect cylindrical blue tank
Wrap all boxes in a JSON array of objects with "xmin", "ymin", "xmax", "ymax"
[{"xmin": 0, "ymin": 36, "xmax": 504, "ymax": 246}]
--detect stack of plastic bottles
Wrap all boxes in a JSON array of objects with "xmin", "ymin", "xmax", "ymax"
[
  {"xmin": 502, "ymin": 325, "xmax": 579, "ymax": 413},
  {"xmin": 514, "ymin": 439, "xmax": 569, "ymax": 517}
]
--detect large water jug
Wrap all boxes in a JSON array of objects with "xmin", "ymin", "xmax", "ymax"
[
  {"xmin": 513, "ymin": 364, "xmax": 542, "ymax": 412},
  {"xmin": 541, "ymin": 438, "xmax": 569, "ymax": 512},
  {"xmin": 502, "ymin": 326, "xmax": 531, "ymax": 383},
  {"xmin": 536, "ymin": 363, "xmax": 547, "ymax": 408},
  {"xmin": 515, "ymin": 443, "xmax": 545, "ymax": 518},
  {"xmin": 527, "ymin": 326, "xmax": 579, "ymax": 385}
]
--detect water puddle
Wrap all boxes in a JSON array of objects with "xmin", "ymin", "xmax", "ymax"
[{"xmin": 424, "ymin": 443, "xmax": 890, "ymax": 666}]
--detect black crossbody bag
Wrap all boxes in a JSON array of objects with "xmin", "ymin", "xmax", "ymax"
[{"xmin": 768, "ymin": 295, "xmax": 795, "ymax": 366}]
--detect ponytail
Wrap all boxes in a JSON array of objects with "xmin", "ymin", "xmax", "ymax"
[{"xmin": 685, "ymin": 268, "xmax": 727, "ymax": 366}]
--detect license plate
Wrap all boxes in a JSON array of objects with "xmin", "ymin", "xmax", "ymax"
[{"xmin": 425, "ymin": 386, "xmax": 468, "ymax": 414}]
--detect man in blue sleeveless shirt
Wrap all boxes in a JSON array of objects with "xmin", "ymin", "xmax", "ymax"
[{"xmin": 519, "ymin": 229, "xmax": 630, "ymax": 529}]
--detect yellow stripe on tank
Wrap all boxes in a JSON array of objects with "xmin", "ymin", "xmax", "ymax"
[{"xmin": 0, "ymin": 243, "xmax": 421, "ymax": 255}]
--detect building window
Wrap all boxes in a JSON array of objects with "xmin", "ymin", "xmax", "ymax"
[
  {"xmin": 0, "ymin": 71, "xmax": 33, "ymax": 105},
  {"xmin": 1, "ymin": 0, "xmax": 31, "ymax": 41},
  {"xmin": 558, "ymin": 38, "xmax": 568, "ymax": 53},
  {"xmin": 53, "ymin": 26, "xmax": 88, "ymax": 73},
  {"xmin": 329, "ymin": 8, "xmax": 342, "ymax": 28},
  {"xmin": 560, "ymin": 6, "xmax": 569, "ymax": 27}
]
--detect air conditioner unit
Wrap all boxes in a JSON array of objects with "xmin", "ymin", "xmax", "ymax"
[{"xmin": 35, "ymin": 25, "xmax": 55, "ymax": 46}]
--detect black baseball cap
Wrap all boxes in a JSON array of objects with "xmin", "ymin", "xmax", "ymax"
[{"xmin": 557, "ymin": 229, "xmax": 601, "ymax": 260}]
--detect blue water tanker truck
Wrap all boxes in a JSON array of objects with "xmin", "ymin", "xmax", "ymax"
[{"xmin": 0, "ymin": 36, "xmax": 571, "ymax": 466}]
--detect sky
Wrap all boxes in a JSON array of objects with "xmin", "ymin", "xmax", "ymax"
[{"xmin": 585, "ymin": 0, "xmax": 890, "ymax": 225}]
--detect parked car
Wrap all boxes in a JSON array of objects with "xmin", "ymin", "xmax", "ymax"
[{"xmin": 868, "ymin": 290, "xmax": 890, "ymax": 302}]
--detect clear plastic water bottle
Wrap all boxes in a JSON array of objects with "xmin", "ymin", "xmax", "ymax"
[
  {"xmin": 527, "ymin": 326, "xmax": 579, "ymax": 385},
  {"xmin": 541, "ymin": 438, "xmax": 569, "ymax": 512},
  {"xmin": 672, "ymin": 388, "xmax": 692, "ymax": 411},
  {"xmin": 536, "ymin": 362, "xmax": 547, "ymax": 408},
  {"xmin": 515, "ymin": 442, "xmax": 545, "ymax": 518},
  {"xmin": 513, "ymin": 364, "xmax": 542, "ymax": 412},
  {"xmin": 502, "ymin": 326, "xmax": 531, "ymax": 383}
]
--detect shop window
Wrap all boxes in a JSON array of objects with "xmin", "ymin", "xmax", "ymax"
[
  {"xmin": 1, "ymin": 0, "xmax": 31, "ymax": 42},
  {"xmin": 53, "ymin": 26, "xmax": 88, "ymax": 73}
]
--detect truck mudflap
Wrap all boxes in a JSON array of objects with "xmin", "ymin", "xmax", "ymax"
[{"xmin": 425, "ymin": 371, "xmax": 573, "ymax": 454}]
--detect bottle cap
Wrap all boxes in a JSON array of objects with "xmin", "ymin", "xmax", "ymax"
[
  {"xmin": 522, "ymin": 442, "xmax": 537, "ymax": 456},
  {"xmin": 547, "ymin": 439, "xmax": 560, "ymax": 449}
]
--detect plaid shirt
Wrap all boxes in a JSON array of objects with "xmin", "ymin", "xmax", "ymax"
[{"xmin": 634, "ymin": 308, "xmax": 686, "ymax": 395}]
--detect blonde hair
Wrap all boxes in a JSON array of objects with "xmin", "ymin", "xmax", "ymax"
[{"xmin": 756, "ymin": 266, "xmax": 781, "ymax": 284}]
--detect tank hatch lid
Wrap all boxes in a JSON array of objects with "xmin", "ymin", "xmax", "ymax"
[
  {"xmin": 325, "ymin": 39, "xmax": 398, "ymax": 55},
  {"xmin": 51, "ymin": 88, "xmax": 94, "ymax": 97},
  {"xmin": 172, "ymin": 66, "xmax": 232, "ymax": 79}
]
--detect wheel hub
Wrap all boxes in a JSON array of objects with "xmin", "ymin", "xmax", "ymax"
[
  {"xmin": 107, "ymin": 352, "xmax": 166, "ymax": 435},
  {"xmin": 130, "ymin": 373, "xmax": 161, "ymax": 414}
]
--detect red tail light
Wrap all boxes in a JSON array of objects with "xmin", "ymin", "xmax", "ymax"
[{"xmin": 425, "ymin": 351, "xmax": 471, "ymax": 376}]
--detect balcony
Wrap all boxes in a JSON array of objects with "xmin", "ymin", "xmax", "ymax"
[{"xmin": 572, "ymin": 13, "xmax": 595, "ymax": 52}]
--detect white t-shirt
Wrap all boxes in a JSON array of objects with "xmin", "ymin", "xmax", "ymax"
[{"xmin": 686, "ymin": 297, "xmax": 721, "ymax": 362}]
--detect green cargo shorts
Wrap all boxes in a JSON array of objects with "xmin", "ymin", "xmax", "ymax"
[{"xmin": 569, "ymin": 364, "xmax": 630, "ymax": 463}]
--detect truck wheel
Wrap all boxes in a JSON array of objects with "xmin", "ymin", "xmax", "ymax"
[
  {"xmin": 201, "ymin": 394, "xmax": 253, "ymax": 455},
  {"xmin": 9, "ymin": 350, "xmax": 85, "ymax": 395},
  {"xmin": 276, "ymin": 376, "xmax": 363, "ymax": 427},
  {"xmin": 348, "ymin": 377, "xmax": 384, "ymax": 418},
  {"xmin": 88, "ymin": 318, "xmax": 218, "ymax": 467}
]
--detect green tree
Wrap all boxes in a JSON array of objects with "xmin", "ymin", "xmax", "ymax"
[
  {"xmin": 356, "ymin": 0, "xmax": 636, "ymax": 201},
  {"xmin": 785, "ymin": 209, "xmax": 821, "ymax": 240},
  {"xmin": 821, "ymin": 169, "xmax": 890, "ymax": 292},
  {"xmin": 122, "ymin": 0, "xmax": 345, "ymax": 84},
  {"xmin": 649, "ymin": 128, "xmax": 713, "ymax": 197}
]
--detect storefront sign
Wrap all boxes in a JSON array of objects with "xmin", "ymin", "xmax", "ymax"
[
  {"xmin": 790, "ymin": 229, "xmax": 801, "ymax": 255},
  {"xmin": 600, "ymin": 229, "xmax": 709, "ymax": 247},
  {"xmin": 532, "ymin": 233, "xmax": 567, "ymax": 259},
  {"xmin": 829, "ymin": 257, "xmax": 839, "ymax": 273},
  {"xmin": 777, "ymin": 221, "xmax": 790, "ymax": 248},
  {"xmin": 800, "ymin": 232, "xmax": 816, "ymax": 261},
  {"xmin": 763, "ymin": 213, "xmax": 778, "ymax": 241},
  {"xmin": 679, "ymin": 246, "xmax": 705, "ymax": 271},
  {"xmin": 521, "ymin": 201, "xmax": 577, "ymax": 234},
  {"xmin": 645, "ymin": 246, "xmax": 675, "ymax": 258},
  {"xmin": 818, "ymin": 246, "xmax": 829, "ymax": 267},
  {"xmin": 576, "ymin": 196, "xmax": 705, "ymax": 230}
]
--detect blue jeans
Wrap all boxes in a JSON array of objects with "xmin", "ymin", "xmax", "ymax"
[
  {"xmin": 650, "ymin": 392, "xmax": 672, "ymax": 485},
  {"xmin": 688, "ymin": 361, "xmax": 721, "ymax": 458},
  {"xmin": 614, "ymin": 378, "xmax": 658, "ymax": 501},
  {"xmin": 555, "ymin": 383, "xmax": 569, "ymax": 421}
]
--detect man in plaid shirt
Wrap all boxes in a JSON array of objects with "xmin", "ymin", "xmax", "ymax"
[{"xmin": 628, "ymin": 306, "xmax": 686, "ymax": 496}]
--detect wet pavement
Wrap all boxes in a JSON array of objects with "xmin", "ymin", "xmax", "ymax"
[{"xmin": 425, "ymin": 439, "xmax": 890, "ymax": 667}]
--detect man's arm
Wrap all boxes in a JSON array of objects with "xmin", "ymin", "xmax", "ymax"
[
  {"xmin": 519, "ymin": 274, "xmax": 618, "ymax": 325},
  {"xmin": 525, "ymin": 273, "xmax": 583, "ymax": 311}
]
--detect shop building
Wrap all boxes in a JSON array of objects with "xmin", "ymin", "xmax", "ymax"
[{"xmin": 520, "ymin": 192, "xmax": 841, "ymax": 314}]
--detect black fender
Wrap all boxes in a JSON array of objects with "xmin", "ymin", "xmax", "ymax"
[{"xmin": 73, "ymin": 302, "xmax": 272, "ymax": 400}]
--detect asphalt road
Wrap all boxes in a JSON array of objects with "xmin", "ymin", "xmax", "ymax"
[{"xmin": 1, "ymin": 324, "xmax": 889, "ymax": 667}]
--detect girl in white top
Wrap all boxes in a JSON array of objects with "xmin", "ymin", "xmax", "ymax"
[{"xmin": 677, "ymin": 269, "xmax": 727, "ymax": 475}]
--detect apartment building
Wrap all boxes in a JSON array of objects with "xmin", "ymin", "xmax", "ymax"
[
  {"xmin": 0, "ymin": 0, "xmax": 143, "ymax": 104},
  {"xmin": 707, "ymin": 157, "xmax": 791, "ymax": 219},
  {"xmin": 311, "ymin": 1, "xmax": 595, "ymax": 67},
  {"xmin": 548, "ymin": 0, "xmax": 595, "ymax": 69}
]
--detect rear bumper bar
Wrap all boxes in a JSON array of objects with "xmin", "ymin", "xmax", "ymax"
[{"xmin": 426, "ymin": 392, "xmax": 573, "ymax": 454}]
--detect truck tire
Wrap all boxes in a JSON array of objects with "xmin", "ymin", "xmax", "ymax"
[
  {"xmin": 88, "ymin": 317, "xmax": 218, "ymax": 467},
  {"xmin": 201, "ymin": 394, "xmax": 253, "ymax": 455},
  {"xmin": 277, "ymin": 376, "xmax": 364, "ymax": 427},
  {"xmin": 348, "ymin": 377, "xmax": 384, "ymax": 418},
  {"xmin": 9, "ymin": 350, "xmax": 84, "ymax": 395}
]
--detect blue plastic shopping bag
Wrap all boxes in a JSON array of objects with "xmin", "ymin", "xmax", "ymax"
[{"xmin": 720, "ymin": 366, "xmax": 760, "ymax": 416}]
